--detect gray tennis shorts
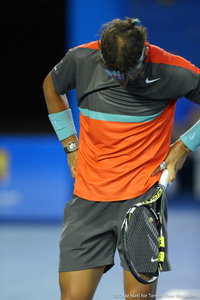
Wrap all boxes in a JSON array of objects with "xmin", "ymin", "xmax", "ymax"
[{"xmin": 59, "ymin": 184, "xmax": 171, "ymax": 273}]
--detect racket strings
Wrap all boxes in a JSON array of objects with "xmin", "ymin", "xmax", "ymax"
[
  {"xmin": 147, "ymin": 234, "xmax": 159, "ymax": 256},
  {"xmin": 125, "ymin": 206, "xmax": 159, "ymax": 278}
]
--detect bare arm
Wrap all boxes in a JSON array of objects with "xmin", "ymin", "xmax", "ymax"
[
  {"xmin": 43, "ymin": 72, "xmax": 69, "ymax": 113},
  {"xmin": 43, "ymin": 72, "xmax": 78, "ymax": 178},
  {"xmin": 153, "ymin": 139, "xmax": 191, "ymax": 182}
]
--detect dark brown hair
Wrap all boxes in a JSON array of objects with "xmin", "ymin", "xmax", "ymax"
[{"xmin": 99, "ymin": 17, "xmax": 147, "ymax": 73}]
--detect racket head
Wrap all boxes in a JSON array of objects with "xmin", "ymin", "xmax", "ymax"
[{"xmin": 121, "ymin": 204, "xmax": 163, "ymax": 284}]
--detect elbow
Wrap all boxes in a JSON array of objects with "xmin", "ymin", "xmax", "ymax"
[
  {"xmin": 43, "ymin": 72, "xmax": 57, "ymax": 98},
  {"xmin": 43, "ymin": 72, "xmax": 51, "ymax": 93}
]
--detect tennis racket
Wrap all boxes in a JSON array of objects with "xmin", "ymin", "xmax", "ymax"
[{"xmin": 121, "ymin": 169, "xmax": 169, "ymax": 284}]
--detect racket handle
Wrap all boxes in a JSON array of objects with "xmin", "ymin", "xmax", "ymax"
[{"xmin": 159, "ymin": 169, "xmax": 169, "ymax": 190}]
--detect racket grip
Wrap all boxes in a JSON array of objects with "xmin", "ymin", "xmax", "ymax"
[{"xmin": 159, "ymin": 169, "xmax": 169, "ymax": 189}]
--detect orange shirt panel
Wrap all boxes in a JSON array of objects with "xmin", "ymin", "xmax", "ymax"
[
  {"xmin": 146, "ymin": 42, "xmax": 200, "ymax": 74},
  {"xmin": 74, "ymin": 100, "xmax": 177, "ymax": 201}
]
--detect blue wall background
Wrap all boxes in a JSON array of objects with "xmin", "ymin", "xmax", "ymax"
[
  {"xmin": 1, "ymin": 0, "xmax": 200, "ymax": 221},
  {"xmin": 0, "ymin": 135, "xmax": 74, "ymax": 221}
]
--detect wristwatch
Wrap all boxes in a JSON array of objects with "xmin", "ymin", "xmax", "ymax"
[{"xmin": 64, "ymin": 140, "xmax": 79, "ymax": 154}]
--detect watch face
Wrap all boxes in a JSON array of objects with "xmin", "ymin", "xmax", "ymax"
[
  {"xmin": 68, "ymin": 141, "xmax": 76, "ymax": 150},
  {"xmin": 66, "ymin": 141, "xmax": 78, "ymax": 153}
]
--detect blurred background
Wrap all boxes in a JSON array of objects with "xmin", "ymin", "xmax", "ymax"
[{"xmin": 1, "ymin": 0, "xmax": 200, "ymax": 299}]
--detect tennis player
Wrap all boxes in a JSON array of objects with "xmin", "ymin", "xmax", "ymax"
[{"xmin": 43, "ymin": 18, "xmax": 200, "ymax": 300}]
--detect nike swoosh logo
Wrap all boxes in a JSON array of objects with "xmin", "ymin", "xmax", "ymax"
[
  {"xmin": 146, "ymin": 77, "xmax": 161, "ymax": 84},
  {"xmin": 53, "ymin": 120, "xmax": 61, "ymax": 129},
  {"xmin": 189, "ymin": 132, "xmax": 196, "ymax": 140},
  {"xmin": 151, "ymin": 257, "xmax": 158, "ymax": 263}
]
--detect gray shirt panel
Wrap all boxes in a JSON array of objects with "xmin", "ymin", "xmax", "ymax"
[{"xmin": 51, "ymin": 45, "xmax": 200, "ymax": 117}]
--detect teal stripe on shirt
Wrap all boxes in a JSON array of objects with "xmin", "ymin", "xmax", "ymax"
[{"xmin": 79, "ymin": 108, "xmax": 163, "ymax": 123}]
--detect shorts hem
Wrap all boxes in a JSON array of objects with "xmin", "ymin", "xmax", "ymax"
[{"xmin": 59, "ymin": 260, "xmax": 114, "ymax": 273}]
